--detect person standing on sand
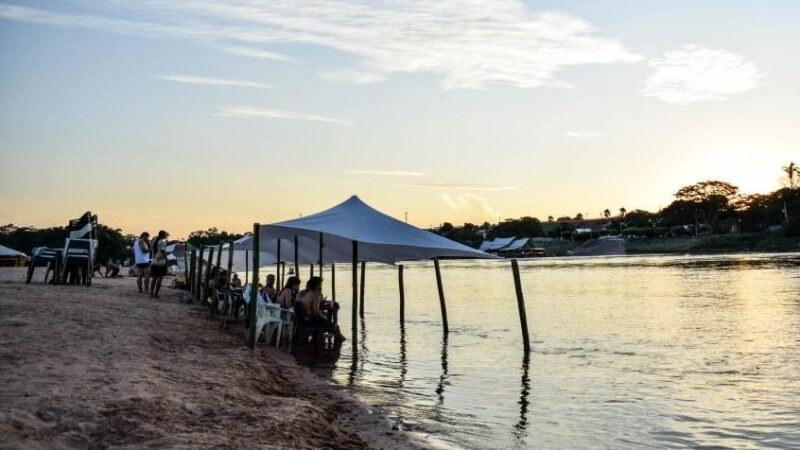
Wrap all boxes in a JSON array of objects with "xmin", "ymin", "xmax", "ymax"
[
  {"xmin": 133, "ymin": 232, "xmax": 151, "ymax": 293},
  {"xmin": 149, "ymin": 230, "xmax": 169, "ymax": 299}
]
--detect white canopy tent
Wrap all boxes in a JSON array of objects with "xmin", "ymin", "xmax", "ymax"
[
  {"xmin": 0, "ymin": 244, "xmax": 27, "ymax": 258},
  {"xmin": 189, "ymin": 195, "xmax": 528, "ymax": 352}
]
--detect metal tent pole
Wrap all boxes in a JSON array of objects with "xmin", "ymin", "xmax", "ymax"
[{"xmin": 248, "ymin": 224, "xmax": 260, "ymax": 349}]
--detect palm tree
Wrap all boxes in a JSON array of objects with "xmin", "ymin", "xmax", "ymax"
[
  {"xmin": 603, "ymin": 208, "xmax": 611, "ymax": 218},
  {"xmin": 547, "ymin": 215, "xmax": 554, "ymax": 222},
  {"xmin": 783, "ymin": 161, "xmax": 799, "ymax": 188},
  {"xmin": 619, "ymin": 207, "xmax": 627, "ymax": 218}
]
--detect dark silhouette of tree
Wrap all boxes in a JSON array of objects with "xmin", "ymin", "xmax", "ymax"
[
  {"xmin": 574, "ymin": 213, "xmax": 584, "ymax": 220},
  {"xmin": 603, "ymin": 209, "xmax": 611, "ymax": 218},
  {"xmin": 783, "ymin": 161, "xmax": 799, "ymax": 188},
  {"xmin": 186, "ymin": 227, "xmax": 248, "ymax": 247},
  {"xmin": 547, "ymin": 215, "xmax": 554, "ymax": 222},
  {"xmin": 619, "ymin": 207, "xmax": 627, "ymax": 218},
  {"xmin": 674, "ymin": 180, "xmax": 739, "ymax": 232}
]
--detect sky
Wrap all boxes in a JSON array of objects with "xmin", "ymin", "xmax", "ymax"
[{"xmin": 0, "ymin": 0, "xmax": 798, "ymax": 238}]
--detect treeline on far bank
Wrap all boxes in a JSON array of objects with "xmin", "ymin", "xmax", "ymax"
[{"xmin": 435, "ymin": 172, "xmax": 800, "ymax": 249}]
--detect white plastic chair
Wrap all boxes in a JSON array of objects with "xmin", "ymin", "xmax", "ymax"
[{"xmin": 242, "ymin": 284, "xmax": 283, "ymax": 345}]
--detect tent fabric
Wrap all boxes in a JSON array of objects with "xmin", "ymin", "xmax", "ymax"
[
  {"xmin": 236, "ymin": 196, "xmax": 496, "ymax": 265},
  {"xmin": 502, "ymin": 238, "xmax": 530, "ymax": 251},
  {"xmin": 0, "ymin": 244, "xmax": 27, "ymax": 258},
  {"xmin": 478, "ymin": 237, "xmax": 516, "ymax": 252}
]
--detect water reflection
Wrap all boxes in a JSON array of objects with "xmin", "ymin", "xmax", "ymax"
[
  {"xmin": 513, "ymin": 352, "xmax": 531, "ymax": 447},
  {"xmin": 433, "ymin": 334, "xmax": 449, "ymax": 419}
]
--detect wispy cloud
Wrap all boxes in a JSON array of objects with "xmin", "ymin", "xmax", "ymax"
[
  {"xmin": 319, "ymin": 70, "xmax": 386, "ymax": 84},
  {"xmin": 216, "ymin": 106, "xmax": 353, "ymax": 127},
  {"xmin": 0, "ymin": 2, "xmax": 642, "ymax": 90},
  {"xmin": 439, "ymin": 193, "xmax": 500, "ymax": 220},
  {"xmin": 395, "ymin": 181, "xmax": 517, "ymax": 191},
  {"xmin": 564, "ymin": 131, "xmax": 601, "ymax": 138},
  {"xmin": 156, "ymin": 75, "xmax": 272, "ymax": 89},
  {"xmin": 643, "ymin": 45, "xmax": 765, "ymax": 105},
  {"xmin": 346, "ymin": 170, "xmax": 424, "ymax": 176},
  {"xmin": 213, "ymin": 45, "xmax": 295, "ymax": 62}
]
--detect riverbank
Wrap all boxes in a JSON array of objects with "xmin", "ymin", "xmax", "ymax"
[
  {"xmin": 0, "ymin": 268, "xmax": 422, "ymax": 449},
  {"xmin": 536, "ymin": 232, "xmax": 800, "ymax": 256}
]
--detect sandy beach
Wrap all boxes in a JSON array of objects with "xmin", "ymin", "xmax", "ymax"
[{"xmin": 0, "ymin": 268, "xmax": 420, "ymax": 450}]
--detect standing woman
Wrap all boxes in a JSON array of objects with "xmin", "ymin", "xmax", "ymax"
[
  {"xmin": 133, "ymin": 232, "xmax": 151, "ymax": 293},
  {"xmin": 150, "ymin": 230, "xmax": 170, "ymax": 298}
]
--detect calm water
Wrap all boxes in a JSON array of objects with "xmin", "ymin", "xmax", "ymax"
[{"xmin": 290, "ymin": 253, "xmax": 800, "ymax": 449}]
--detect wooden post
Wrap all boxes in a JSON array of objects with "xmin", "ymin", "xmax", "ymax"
[
  {"xmin": 398, "ymin": 264, "xmax": 405, "ymax": 325},
  {"xmin": 221, "ymin": 241, "xmax": 234, "ymax": 327},
  {"xmin": 248, "ymin": 224, "xmax": 260, "ymax": 349},
  {"xmin": 245, "ymin": 250, "xmax": 249, "ymax": 284},
  {"xmin": 511, "ymin": 259, "xmax": 531, "ymax": 352},
  {"xmin": 280, "ymin": 262, "xmax": 285, "ymax": 285},
  {"xmin": 359, "ymin": 261, "xmax": 366, "ymax": 317},
  {"xmin": 351, "ymin": 241, "xmax": 358, "ymax": 345},
  {"xmin": 183, "ymin": 246, "xmax": 189, "ymax": 287},
  {"xmin": 434, "ymin": 258, "xmax": 449, "ymax": 334},
  {"xmin": 331, "ymin": 263, "xmax": 336, "ymax": 299},
  {"xmin": 195, "ymin": 247, "xmax": 204, "ymax": 301},
  {"xmin": 331, "ymin": 263, "xmax": 337, "ymax": 324},
  {"xmin": 310, "ymin": 263, "xmax": 314, "ymax": 277},
  {"xmin": 211, "ymin": 243, "xmax": 222, "ymax": 314},
  {"xmin": 276, "ymin": 238, "xmax": 281, "ymax": 289},
  {"xmin": 204, "ymin": 246, "xmax": 215, "ymax": 304},
  {"xmin": 293, "ymin": 235, "xmax": 299, "ymax": 277},
  {"xmin": 189, "ymin": 249, "xmax": 196, "ymax": 296},
  {"xmin": 318, "ymin": 232, "xmax": 324, "ymax": 279}
]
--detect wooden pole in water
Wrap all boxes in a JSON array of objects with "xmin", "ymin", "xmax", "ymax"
[
  {"xmin": 293, "ymin": 235, "xmax": 299, "ymax": 277},
  {"xmin": 511, "ymin": 259, "xmax": 531, "ymax": 352},
  {"xmin": 245, "ymin": 250, "xmax": 249, "ymax": 284},
  {"xmin": 359, "ymin": 261, "xmax": 366, "ymax": 317},
  {"xmin": 398, "ymin": 264, "xmax": 405, "ymax": 325},
  {"xmin": 276, "ymin": 238, "xmax": 281, "ymax": 290},
  {"xmin": 248, "ymin": 223, "xmax": 260, "ymax": 349},
  {"xmin": 331, "ymin": 263, "xmax": 337, "ymax": 324},
  {"xmin": 351, "ymin": 241, "xmax": 358, "ymax": 345},
  {"xmin": 204, "ymin": 246, "xmax": 215, "ymax": 304},
  {"xmin": 318, "ymin": 232, "xmax": 324, "ymax": 279},
  {"xmin": 433, "ymin": 258, "xmax": 449, "ymax": 334}
]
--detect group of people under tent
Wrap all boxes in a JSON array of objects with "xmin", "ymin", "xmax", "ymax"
[{"xmin": 218, "ymin": 268, "xmax": 346, "ymax": 343}]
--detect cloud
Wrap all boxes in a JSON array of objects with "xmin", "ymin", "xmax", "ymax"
[
  {"xmin": 564, "ymin": 131, "xmax": 601, "ymax": 138},
  {"xmin": 216, "ymin": 106, "xmax": 353, "ymax": 126},
  {"xmin": 0, "ymin": 2, "xmax": 642, "ymax": 90},
  {"xmin": 156, "ymin": 75, "xmax": 272, "ymax": 89},
  {"xmin": 346, "ymin": 170, "xmax": 424, "ymax": 176},
  {"xmin": 395, "ymin": 181, "xmax": 517, "ymax": 191},
  {"xmin": 643, "ymin": 45, "xmax": 765, "ymax": 104},
  {"xmin": 439, "ymin": 193, "xmax": 500, "ymax": 220},
  {"xmin": 213, "ymin": 45, "xmax": 295, "ymax": 62},
  {"xmin": 319, "ymin": 70, "xmax": 386, "ymax": 84}
]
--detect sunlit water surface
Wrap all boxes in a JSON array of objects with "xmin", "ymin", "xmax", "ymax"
[{"xmin": 288, "ymin": 253, "xmax": 800, "ymax": 449}]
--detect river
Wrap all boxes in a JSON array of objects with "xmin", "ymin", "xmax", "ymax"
[{"xmin": 293, "ymin": 253, "xmax": 800, "ymax": 449}]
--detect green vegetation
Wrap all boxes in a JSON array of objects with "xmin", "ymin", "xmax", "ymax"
[{"xmin": 434, "ymin": 162, "xmax": 800, "ymax": 255}]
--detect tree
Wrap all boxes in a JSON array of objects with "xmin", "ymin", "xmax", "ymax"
[
  {"xmin": 624, "ymin": 209, "xmax": 655, "ymax": 228},
  {"xmin": 186, "ymin": 227, "xmax": 248, "ymax": 247},
  {"xmin": 619, "ymin": 207, "xmax": 627, "ymax": 218},
  {"xmin": 782, "ymin": 161, "xmax": 800, "ymax": 188},
  {"xmin": 574, "ymin": 213, "xmax": 584, "ymax": 220},
  {"xmin": 603, "ymin": 209, "xmax": 611, "ymax": 218},
  {"xmin": 674, "ymin": 180, "xmax": 740, "ymax": 232},
  {"xmin": 547, "ymin": 215, "xmax": 554, "ymax": 222}
]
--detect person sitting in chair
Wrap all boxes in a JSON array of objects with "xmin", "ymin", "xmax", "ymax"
[
  {"xmin": 295, "ymin": 276, "xmax": 345, "ymax": 342},
  {"xmin": 261, "ymin": 274, "xmax": 277, "ymax": 301},
  {"xmin": 277, "ymin": 276, "xmax": 300, "ymax": 309}
]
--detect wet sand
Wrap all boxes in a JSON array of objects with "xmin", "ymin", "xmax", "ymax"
[{"xmin": 0, "ymin": 268, "xmax": 421, "ymax": 449}]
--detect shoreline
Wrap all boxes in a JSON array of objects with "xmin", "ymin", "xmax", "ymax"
[{"xmin": 0, "ymin": 268, "xmax": 423, "ymax": 449}]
